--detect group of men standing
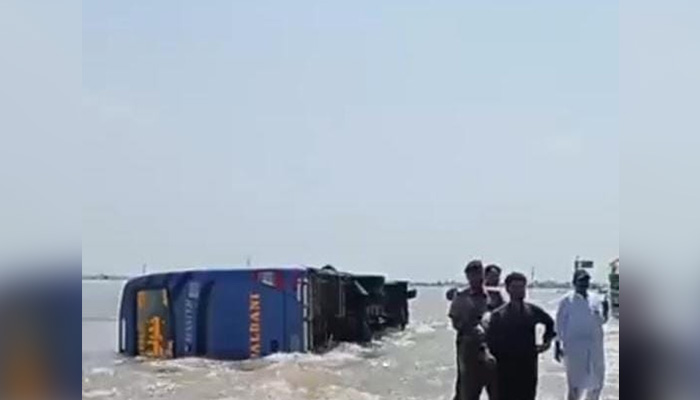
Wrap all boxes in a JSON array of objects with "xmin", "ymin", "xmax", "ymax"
[{"xmin": 448, "ymin": 260, "xmax": 608, "ymax": 400}]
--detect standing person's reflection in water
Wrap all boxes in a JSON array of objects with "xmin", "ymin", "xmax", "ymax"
[
  {"xmin": 487, "ymin": 272, "xmax": 556, "ymax": 400},
  {"xmin": 449, "ymin": 260, "xmax": 498, "ymax": 400}
]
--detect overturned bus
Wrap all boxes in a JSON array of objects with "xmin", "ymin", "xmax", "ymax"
[{"xmin": 117, "ymin": 265, "xmax": 416, "ymax": 360}]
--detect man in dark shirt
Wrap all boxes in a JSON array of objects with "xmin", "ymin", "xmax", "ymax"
[
  {"xmin": 487, "ymin": 272, "xmax": 555, "ymax": 400},
  {"xmin": 449, "ymin": 260, "xmax": 498, "ymax": 400}
]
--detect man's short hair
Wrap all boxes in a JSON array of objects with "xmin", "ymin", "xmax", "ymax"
[
  {"xmin": 464, "ymin": 260, "xmax": 484, "ymax": 274},
  {"xmin": 573, "ymin": 269, "xmax": 591, "ymax": 283},
  {"xmin": 505, "ymin": 272, "xmax": 528, "ymax": 287},
  {"xmin": 485, "ymin": 264, "xmax": 502, "ymax": 275}
]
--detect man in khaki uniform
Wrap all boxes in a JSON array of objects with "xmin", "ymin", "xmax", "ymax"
[{"xmin": 449, "ymin": 260, "xmax": 498, "ymax": 400}]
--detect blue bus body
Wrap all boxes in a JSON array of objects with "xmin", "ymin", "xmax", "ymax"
[
  {"xmin": 118, "ymin": 268, "xmax": 310, "ymax": 360},
  {"xmin": 118, "ymin": 266, "xmax": 415, "ymax": 361}
]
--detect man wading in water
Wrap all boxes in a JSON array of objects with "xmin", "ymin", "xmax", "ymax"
[{"xmin": 449, "ymin": 260, "xmax": 498, "ymax": 400}]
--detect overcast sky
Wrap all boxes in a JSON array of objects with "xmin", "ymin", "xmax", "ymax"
[{"xmin": 82, "ymin": 1, "xmax": 619, "ymax": 282}]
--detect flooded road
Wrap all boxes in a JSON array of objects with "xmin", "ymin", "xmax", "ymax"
[{"xmin": 83, "ymin": 282, "xmax": 619, "ymax": 399}]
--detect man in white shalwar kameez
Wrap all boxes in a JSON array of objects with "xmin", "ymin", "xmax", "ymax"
[{"xmin": 555, "ymin": 269, "xmax": 608, "ymax": 400}]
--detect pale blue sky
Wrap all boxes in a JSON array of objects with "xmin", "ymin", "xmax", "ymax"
[
  {"xmin": 83, "ymin": 1, "xmax": 619, "ymax": 281},
  {"xmin": 0, "ymin": 1, "xmax": 80, "ymax": 264}
]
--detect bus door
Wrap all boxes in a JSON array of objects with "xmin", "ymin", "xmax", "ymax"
[{"xmin": 136, "ymin": 289, "xmax": 173, "ymax": 358}]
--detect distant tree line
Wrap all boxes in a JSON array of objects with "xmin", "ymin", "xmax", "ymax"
[{"xmin": 82, "ymin": 274, "xmax": 130, "ymax": 281}]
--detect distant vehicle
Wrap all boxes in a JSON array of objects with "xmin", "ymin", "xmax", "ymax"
[
  {"xmin": 609, "ymin": 258, "xmax": 619, "ymax": 313},
  {"xmin": 117, "ymin": 266, "xmax": 416, "ymax": 360}
]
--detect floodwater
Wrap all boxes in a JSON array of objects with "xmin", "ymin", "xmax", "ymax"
[{"xmin": 82, "ymin": 282, "xmax": 619, "ymax": 400}]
